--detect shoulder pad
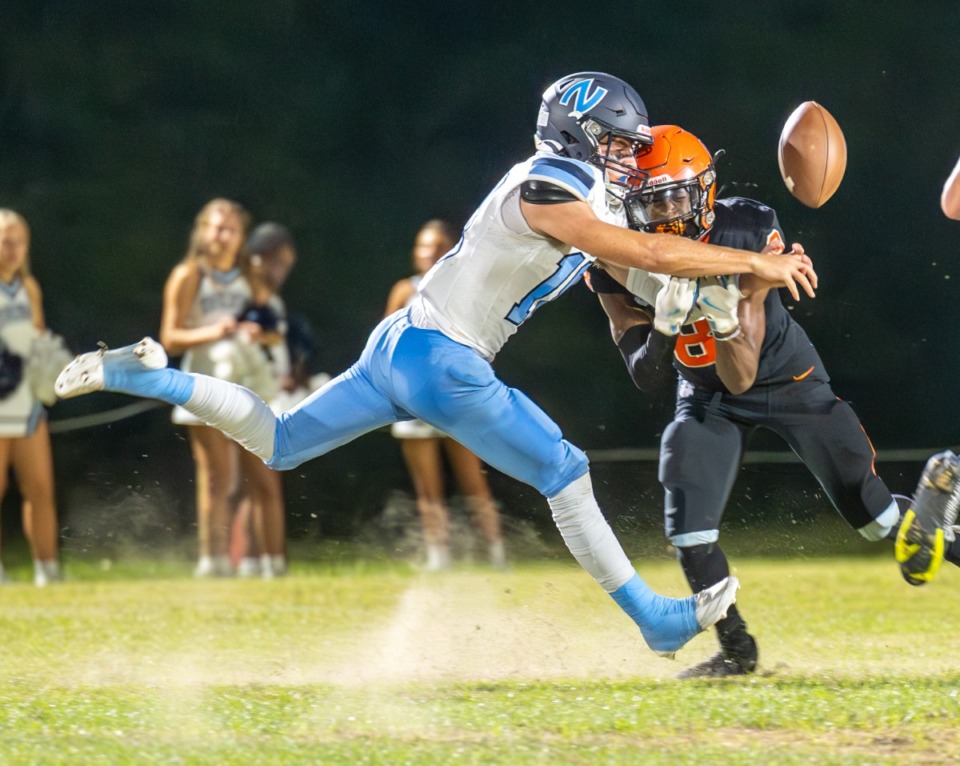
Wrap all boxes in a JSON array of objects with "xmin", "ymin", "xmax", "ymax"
[
  {"xmin": 520, "ymin": 180, "xmax": 580, "ymax": 205},
  {"xmin": 712, "ymin": 198, "xmax": 785, "ymax": 252}
]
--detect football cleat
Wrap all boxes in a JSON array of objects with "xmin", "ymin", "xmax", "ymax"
[
  {"xmin": 694, "ymin": 575, "xmax": 740, "ymax": 631},
  {"xmin": 55, "ymin": 337, "xmax": 167, "ymax": 399},
  {"xmin": 895, "ymin": 451, "xmax": 960, "ymax": 586},
  {"xmin": 676, "ymin": 632, "xmax": 758, "ymax": 679},
  {"xmin": 612, "ymin": 574, "xmax": 738, "ymax": 658}
]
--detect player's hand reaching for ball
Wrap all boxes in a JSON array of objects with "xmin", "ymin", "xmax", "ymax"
[{"xmin": 749, "ymin": 243, "xmax": 817, "ymax": 300}]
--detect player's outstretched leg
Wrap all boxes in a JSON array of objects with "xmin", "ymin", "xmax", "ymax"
[
  {"xmin": 895, "ymin": 451, "xmax": 960, "ymax": 586},
  {"xmin": 57, "ymin": 338, "xmax": 278, "ymax": 463},
  {"xmin": 610, "ymin": 574, "xmax": 739, "ymax": 656},
  {"xmin": 547, "ymin": 473, "xmax": 738, "ymax": 656},
  {"xmin": 55, "ymin": 338, "xmax": 189, "ymax": 402}
]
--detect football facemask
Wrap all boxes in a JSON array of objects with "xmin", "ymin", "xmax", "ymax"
[{"xmin": 624, "ymin": 173, "xmax": 714, "ymax": 237}]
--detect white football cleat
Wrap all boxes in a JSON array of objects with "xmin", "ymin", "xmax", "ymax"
[
  {"xmin": 55, "ymin": 338, "xmax": 167, "ymax": 399},
  {"xmin": 693, "ymin": 576, "xmax": 740, "ymax": 630}
]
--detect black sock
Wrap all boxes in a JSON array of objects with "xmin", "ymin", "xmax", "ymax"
[{"xmin": 677, "ymin": 542, "xmax": 747, "ymax": 639}]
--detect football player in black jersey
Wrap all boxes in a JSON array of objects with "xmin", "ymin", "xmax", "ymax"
[{"xmin": 586, "ymin": 125, "xmax": 960, "ymax": 677}]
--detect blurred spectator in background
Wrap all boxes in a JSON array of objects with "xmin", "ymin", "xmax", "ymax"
[
  {"xmin": 228, "ymin": 222, "xmax": 307, "ymax": 578},
  {"xmin": 941, "ymin": 153, "xmax": 960, "ymax": 220},
  {"xmin": 160, "ymin": 198, "xmax": 281, "ymax": 577},
  {"xmin": 0, "ymin": 209, "xmax": 70, "ymax": 586},
  {"xmin": 384, "ymin": 219, "xmax": 505, "ymax": 571}
]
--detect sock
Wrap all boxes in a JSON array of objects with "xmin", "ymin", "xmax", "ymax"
[
  {"xmin": 34, "ymin": 559, "xmax": 60, "ymax": 586},
  {"xmin": 184, "ymin": 375, "xmax": 277, "ymax": 462},
  {"xmin": 260, "ymin": 554, "xmax": 287, "ymax": 578},
  {"xmin": 425, "ymin": 544, "xmax": 451, "ymax": 571},
  {"xmin": 488, "ymin": 540, "xmax": 507, "ymax": 569},
  {"xmin": 677, "ymin": 543, "xmax": 746, "ymax": 638},
  {"xmin": 547, "ymin": 472, "xmax": 636, "ymax": 591},
  {"xmin": 106, "ymin": 365, "xmax": 195, "ymax": 405}
]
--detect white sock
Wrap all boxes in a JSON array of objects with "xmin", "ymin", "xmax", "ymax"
[
  {"xmin": 196, "ymin": 554, "xmax": 233, "ymax": 577},
  {"xmin": 547, "ymin": 472, "xmax": 635, "ymax": 592},
  {"xmin": 185, "ymin": 375, "xmax": 278, "ymax": 462},
  {"xmin": 488, "ymin": 540, "xmax": 507, "ymax": 568},
  {"xmin": 425, "ymin": 544, "xmax": 451, "ymax": 572},
  {"xmin": 260, "ymin": 554, "xmax": 287, "ymax": 579},
  {"xmin": 237, "ymin": 557, "xmax": 261, "ymax": 577},
  {"xmin": 34, "ymin": 559, "xmax": 60, "ymax": 586}
]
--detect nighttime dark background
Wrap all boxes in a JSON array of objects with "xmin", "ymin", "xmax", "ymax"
[{"xmin": 1, "ymin": 1, "xmax": 958, "ymax": 549}]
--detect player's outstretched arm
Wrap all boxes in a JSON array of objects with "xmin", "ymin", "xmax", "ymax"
[
  {"xmin": 942, "ymin": 154, "xmax": 960, "ymax": 220},
  {"xmin": 521, "ymin": 199, "xmax": 818, "ymax": 300}
]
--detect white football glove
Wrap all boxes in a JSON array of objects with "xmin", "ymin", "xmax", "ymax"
[
  {"xmin": 696, "ymin": 276, "xmax": 743, "ymax": 336},
  {"xmin": 653, "ymin": 278, "xmax": 697, "ymax": 336}
]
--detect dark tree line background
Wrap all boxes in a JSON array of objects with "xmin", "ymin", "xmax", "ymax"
[{"xmin": 1, "ymin": 1, "xmax": 958, "ymax": 545}]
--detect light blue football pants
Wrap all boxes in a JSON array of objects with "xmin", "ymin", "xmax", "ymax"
[{"xmin": 270, "ymin": 310, "xmax": 590, "ymax": 495}]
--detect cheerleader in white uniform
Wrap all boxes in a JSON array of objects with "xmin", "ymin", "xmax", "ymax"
[
  {"xmin": 159, "ymin": 199, "xmax": 281, "ymax": 577},
  {"xmin": 0, "ymin": 210, "xmax": 63, "ymax": 586},
  {"xmin": 228, "ymin": 222, "xmax": 300, "ymax": 578}
]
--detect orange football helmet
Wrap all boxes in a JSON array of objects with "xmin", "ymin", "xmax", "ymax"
[{"xmin": 625, "ymin": 125, "xmax": 717, "ymax": 239}]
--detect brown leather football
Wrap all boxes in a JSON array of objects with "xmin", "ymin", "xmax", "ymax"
[{"xmin": 778, "ymin": 101, "xmax": 847, "ymax": 208}]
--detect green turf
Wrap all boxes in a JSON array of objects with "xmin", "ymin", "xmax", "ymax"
[{"xmin": 1, "ymin": 534, "xmax": 958, "ymax": 765}]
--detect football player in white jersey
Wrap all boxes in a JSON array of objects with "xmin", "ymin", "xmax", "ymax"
[{"xmin": 57, "ymin": 72, "xmax": 817, "ymax": 656}]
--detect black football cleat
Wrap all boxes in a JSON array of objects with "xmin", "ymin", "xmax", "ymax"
[{"xmin": 676, "ymin": 632, "xmax": 758, "ymax": 679}]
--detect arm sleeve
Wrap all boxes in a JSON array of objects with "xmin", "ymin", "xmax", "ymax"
[{"xmin": 616, "ymin": 323, "xmax": 675, "ymax": 394}]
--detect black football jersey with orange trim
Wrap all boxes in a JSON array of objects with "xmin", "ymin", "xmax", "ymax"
[{"xmin": 670, "ymin": 197, "xmax": 827, "ymax": 392}]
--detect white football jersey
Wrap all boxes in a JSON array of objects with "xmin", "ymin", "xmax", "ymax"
[{"xmin": 410, "ymin": 151, "xmax": 625, "ymax": 360}]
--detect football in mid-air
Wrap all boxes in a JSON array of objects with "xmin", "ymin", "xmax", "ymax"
[{"xmin": 777, "ymin": 101, "xmax": 847, "ymax": 208}]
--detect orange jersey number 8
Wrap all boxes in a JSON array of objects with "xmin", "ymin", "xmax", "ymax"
[{"xmin": 674, "ymin": 317, "xmax": 716, "ymax": 368}]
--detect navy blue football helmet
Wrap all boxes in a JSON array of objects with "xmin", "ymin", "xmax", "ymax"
[{"xmin": 535, "ymin": 72, "xmax": 653, "ymax": 199}]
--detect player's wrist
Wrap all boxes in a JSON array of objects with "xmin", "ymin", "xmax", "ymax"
[{"xmin": 713, "ymin": 324, "xmax": 742, "ymax": 341}]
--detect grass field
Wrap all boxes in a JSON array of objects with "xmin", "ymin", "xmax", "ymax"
[{"xmin": 1, "ymin": 530, "xmax": 959, "ymax": 765}]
